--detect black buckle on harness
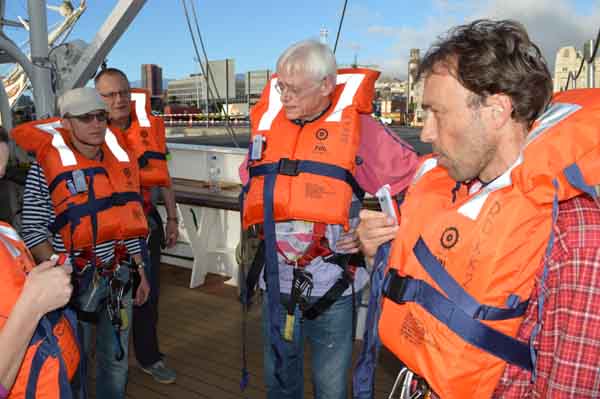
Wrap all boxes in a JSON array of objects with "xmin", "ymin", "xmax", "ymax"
[
  {"xmin": 278, "ymin": 158, "xmax": 300, "ymax": 176},
  {"xmin": 384, "ymin": 269, "xmax": 412, "ymax": 304}
]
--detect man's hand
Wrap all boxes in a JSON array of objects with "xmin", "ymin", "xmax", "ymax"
[
  {"xmin": 335, "ymin": 229, "xmax": 361, "ymax": 254},
  {"xmin": 165, "ymin": 219, "xmax": 179, "ymax": 248},
  {"xmin": 22, "ymin": 258, "xmax": 73, "ymax": 319},
  {"xmin": 134, "ymin": 269, "xmax": 150, "ymax": 306},
  {"xmin": 357, "ymin": 209, "xmax": 399, "ymax": 265}
]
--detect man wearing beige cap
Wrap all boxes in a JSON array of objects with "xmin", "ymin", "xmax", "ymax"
[{"xmin": 13, "ymin": 86, "xmax": 150, "ymax": 398}]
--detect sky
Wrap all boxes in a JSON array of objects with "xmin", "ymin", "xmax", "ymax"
[{"xmin": 4, "ymin": 0, "xmax": 600, "ymax": 82}]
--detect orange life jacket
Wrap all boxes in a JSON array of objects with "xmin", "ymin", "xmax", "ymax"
[
  {"xmin": 242, "ymin": 68, "xmax": 380, "ymax": 231},
  {"xmin": 240, "ymin": 69, "xmax": 379, "ymax": 387},
  {"xmin": 11, "ymin": 117, "xmax": 148, "ymax": 252},
  {"xmin": 378, "ymin": 89, "xmax": 600, "ymax": 399},
  {"xmin": 111, "ymin": 88, "xmax": 171, "ymax": 189},
  {"xmin": 0, "ymin": 222, "xmax": 80, "ymax": 399}
]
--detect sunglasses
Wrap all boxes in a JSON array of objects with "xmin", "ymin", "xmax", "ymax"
[{"xmin": 68, "ymin": 112, "xmax": 108, "ymax": 123}]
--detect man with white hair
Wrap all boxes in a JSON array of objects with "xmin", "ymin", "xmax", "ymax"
[
  {"xmin": 14, "ymin": 87, "xmax": 150, "ymax": 398},
  {"xmin": 239, "ymin": 39, "xmax": 419, "ymax": 399}
]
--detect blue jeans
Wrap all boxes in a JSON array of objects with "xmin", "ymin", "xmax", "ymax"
[
  {"xmin": 79, "ymin": 288, "xmax": 132, "ymax": 398},
  {"xmin": 262, "ymin": 292, "xmax": 355, "ymax": 399}
]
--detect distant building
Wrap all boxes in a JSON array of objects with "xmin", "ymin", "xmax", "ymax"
[
  {"xmin": 235, "ymin": 74, "xmax": 246, "ymax": 99},
  {"xmin": 166, "ymin": 74, "xmax": 203, "ymax": 107},
  {"xmin": 245, "ymin": 69, "xmax": 271, "ymax": 103},
  {"xmin": 553, "ymin": 46, "xmax": 600, "ymax": 92},
  {"xmin": 166, "ymin": 59, "xmax": 239, "ymax": 113},
  {"xmin": 199, "ymin": 58, "xmax": 236, "ymax": 100},
  {"xmin": 141, "ymin": 64, "xmax": 163, "ymax": 96},
  {"xmin": 407, "ymin": 49, "xmax": 424, "ymax": 126}
]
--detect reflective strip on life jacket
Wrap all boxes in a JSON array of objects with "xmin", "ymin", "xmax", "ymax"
[
  {"xmin": 104, "ymin": 130, "xmax": 130, "ymax": 162},
  {"xmin": 131, "ymin": 92, "xmax": 152, "ymax": 128},
  {"xmin": 35, "ymin": 121, "xmax": 77, "ymax": 166},
  {"xmin": 0, "ymin": 224, "xmax": 21, "ymax": 242}
]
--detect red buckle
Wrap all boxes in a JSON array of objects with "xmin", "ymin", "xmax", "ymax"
[{"xmin": 346, "ymin": 264, "xmax": 357, "ymax": 280}]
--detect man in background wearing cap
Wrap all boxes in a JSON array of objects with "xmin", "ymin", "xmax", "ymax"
[{"xmin": 15, "ymin": 87, "xmax": 150, "ymax": 398}]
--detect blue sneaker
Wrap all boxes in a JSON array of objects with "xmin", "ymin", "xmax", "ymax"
[{"xmin": 140, "ymin": 360, "xmax": 176, "ymax": 384}]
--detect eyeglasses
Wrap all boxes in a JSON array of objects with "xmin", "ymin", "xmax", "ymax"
[
  {"xmin": 275, "ymin": 79, "xmax": 322, "ymax": 98},
  {"xmin": 68, "ymin": 111, "xmax": 108, "ymax": 123},
  {"xmin": 99, "ymin": 89, "xmax": 130, "ymax": 99}
]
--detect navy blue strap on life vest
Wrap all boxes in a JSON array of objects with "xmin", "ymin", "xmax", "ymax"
[
  {"xmin": 352, "ymin": 242, "xmax": 391, "ymax": 399},
  {"xmin": 529, "ymin": 178, "xmax": 561, "ymax": 381},
  {"xmin": 138, "ymin": 151, "xmax": 166, "ymax": 168},
  {"xmin": 49, "ymin": 191, "xmax": 143, "ymax": 234},
  {"xmin": 382, "ymin": 237, "xmax": 534, "ymax": 371},
  {"xmin": 413, "ymin": 237, "xmax": 529, "ymax": 321},
  {"xmin": 26, "ymin": 311, "xmax": 73, "ymax": 399},
  {"xmin": 563, "ymin": 163, "xmax": 598, "ymax": 198},
  {"xmin": 249, "ymin": 158, "xmax": 365, "ymax": 200},
  {"xmin": 262, "ymin": 172, "xmax": 287, "ymax": 387},
  {"xmin": 48, "ymin": 167, "xmax": 107, "ymax": 194}
]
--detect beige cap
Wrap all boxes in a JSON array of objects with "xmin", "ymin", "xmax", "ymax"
[{"xmin": 58, "ymin": 87, "xmax": 108, "ymax": 117}]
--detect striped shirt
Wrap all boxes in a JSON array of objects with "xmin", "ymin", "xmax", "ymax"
[{"xmin": 21, "ymin": 162, "xmax": 142, "ymax": 264}]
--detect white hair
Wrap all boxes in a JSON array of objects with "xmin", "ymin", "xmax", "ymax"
[{"xmin": 276, "ymin": 39, "xmax": 337, "ymax": 83}]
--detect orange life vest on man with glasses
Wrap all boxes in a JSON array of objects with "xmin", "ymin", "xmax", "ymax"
[
  {"xmin": 378, "ymin": 89, "xmax": 600, "ymax": 399},
  {"xmin": 0, "ymin": 222, "xmax": 80, "ymax": 399},
  {"xmin": 242, "ymin": 68, "xmax": 380, "ymax": 230},
  {"xmin": 112, "ymin": 88, "xmax": 171, "ymax": 190}
]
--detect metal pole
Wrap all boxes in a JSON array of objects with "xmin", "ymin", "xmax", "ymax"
[
  {"xmin": 205, "ymin": 63, "xmax": 209, "ymax": 128},
  {"xmin": 247, "ymin": 71, "xmax": 250, "ymax": 110},
  {"xmin": 0, "ymin": 78, "xmax": 23, "ymax": 164},
  {"xmin": 61, "ymin": 0, "xmax": 148, "ymax": 91},
  {"xmin": 196, "ymin": 74, "xmax": 200, "ymax": 108},
  {"xmin": 0, "ymin": 35, "xmax": 35, "ymax": 80},
  {"xmin": 225, "ymin": 59, "xmax": 229, "ymax": 118},
  {"xmin": 0, "ymin": 79, "xmax": 13, "ymax": 133},
  {"xmin": 27, "ymin": 0, "xmax": 54, "ymax": 118}
]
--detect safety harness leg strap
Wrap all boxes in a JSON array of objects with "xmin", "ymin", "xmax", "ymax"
[
  {"xmin": 303, "ymin": 254, "xmax": 351, "ymax": 320},
  {"xmin": 383, "ymin": 269, "xmax": 533, "ymax": 371},
  {"xmin": 243, "ymin": 240, "xmax": 265, "ymax": 305}
]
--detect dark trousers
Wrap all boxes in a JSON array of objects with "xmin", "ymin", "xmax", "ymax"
[{"xmin": 132, "ymin": 211, "xmax": 163, "ymax": 367}]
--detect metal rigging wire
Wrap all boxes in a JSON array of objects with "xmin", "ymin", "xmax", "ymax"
[
  {"xmin": 189, "ymin": 0, "xmax": 239, "ymax": 147},
  {"xmin": 564, "ymin": 28, "xmax": 600, "ymax": 90},
  {"xmin": 333, "ymin": 0, "xmax": 348, "ymax": 54},
  {"xmin": 180, "ymin": 0, "xmax": 240, "ymax": 147}
]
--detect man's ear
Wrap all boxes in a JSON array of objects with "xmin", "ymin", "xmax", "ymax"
[
  {"xmin": 485, "ymin": 93, "xmax": 513, "ymax": 129},
  {"xmin": 61, "ymin": 117, "xmax": 72, "ymax": 131},
  {"xmin": 321, "ymin": 76, "xmax": 336, "ymax": 97}
]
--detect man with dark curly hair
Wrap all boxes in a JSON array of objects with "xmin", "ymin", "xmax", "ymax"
[{"xmin": 356, "ymin": 19, "xmax": 600, "ymax": 398}]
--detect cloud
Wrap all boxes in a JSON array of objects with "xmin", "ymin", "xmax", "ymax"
[{"xmin": 365, "ymin": 0, "xmax": 599, "ymax": 79}]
